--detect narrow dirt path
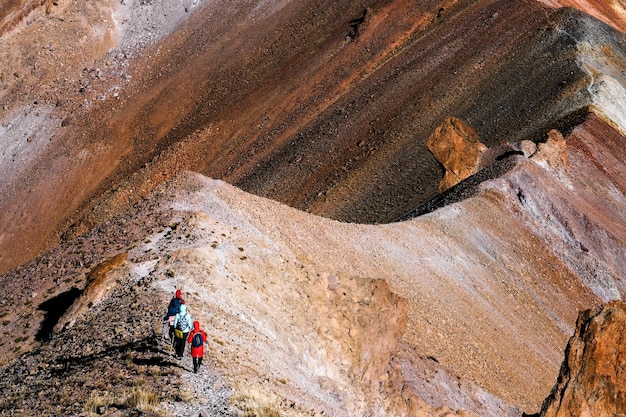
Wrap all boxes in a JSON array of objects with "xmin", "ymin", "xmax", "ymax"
[{"xmin": 157, "ymin": 336, "xmax": 237, "ymax": 417}]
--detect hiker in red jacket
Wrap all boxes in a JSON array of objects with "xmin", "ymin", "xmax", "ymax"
[{"xmin": 187, "ymin": 320, "xmax": 207, "ymax": 373}]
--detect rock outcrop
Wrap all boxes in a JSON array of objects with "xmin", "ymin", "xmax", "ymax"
[
  {"xmin": 427, "ymin": 117, "xmax": 488, "ymax": 192},
  {"xmin": 54, "ymin": 252, "xmax": 128, "ymax": 332},
  {"xmin": 529, "ymin": 301, "xmax": 626, "ymax": 417}
]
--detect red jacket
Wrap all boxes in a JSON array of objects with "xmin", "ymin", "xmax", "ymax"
[{"xmin": 187, "ymin": 321, "xmax": 207, "ymax": 358}]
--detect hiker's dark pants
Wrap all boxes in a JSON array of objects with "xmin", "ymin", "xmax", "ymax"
[
  {"xmin": 166, "ymin": 315, "xmax": 175, "ymax": 341},
  {"xmin": 175, "ymin": 333, "xmax": 188, "ymax": 358},
  {"xmin": 193, "ymin": 356, "xmax": 203, "ymax": 373}
]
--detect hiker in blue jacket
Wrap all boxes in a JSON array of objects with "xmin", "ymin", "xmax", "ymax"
[
  {"xmin": 173, "ymin": 303, "xmax": 193, "ymax": 359},
  {"xmin": 163, "ymin": 289, "xmax": 185, "ymax": 342}
]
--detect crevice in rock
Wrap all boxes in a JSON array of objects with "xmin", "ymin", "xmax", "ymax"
[
  {"xmin": 496, "ymin": 150, "xmax": 525, "ymax": 160},
  {"xmin": 347, "ymin": 9, "xmax": 367, "ymax": 41},
  {"xmin": 36, "ymin": 287, "xmax": 83, "ymax": 341}
]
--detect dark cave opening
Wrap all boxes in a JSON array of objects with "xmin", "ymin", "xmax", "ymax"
[{"xmin": 36, "ymin": 287, "xmax": 82, "ymax": 341}]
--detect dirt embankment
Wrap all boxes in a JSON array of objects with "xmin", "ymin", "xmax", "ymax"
[{"xmin": 1, "ymin": 112, "xmax": 625, "ymax": 416}]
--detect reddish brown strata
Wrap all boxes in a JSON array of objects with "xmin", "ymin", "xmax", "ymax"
[
  {"xmin": 0, "ymin": 0, "xmax": 625, "ymax": 273},
  {"xmin": 0, "ymin": 0, "xmax": 53, "ymax": 35},
  {"xmin": 541, "ymin": 0, "xmax": 626, "ymax": 33}
]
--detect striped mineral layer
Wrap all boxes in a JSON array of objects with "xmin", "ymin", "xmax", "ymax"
[{"xmin": 0, "ymin": 0, "xmax": 625, "ymax": 416}]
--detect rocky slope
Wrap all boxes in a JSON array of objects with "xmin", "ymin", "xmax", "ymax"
[
  {"xmin": 2, "ymin": 0, "xmax": 626, "ymax": 273},
  {"xmin": 0, "ymin": 0, "xmax": 625, "ymax": 416},
  {"xmin": 1, "ymin": 116, "xmax": 625, "ymax": 415}
]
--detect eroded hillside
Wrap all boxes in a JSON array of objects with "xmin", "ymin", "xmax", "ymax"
[
  {"xmin": 2, "ymin": 0, "xmax": 626, "ymax": 274},
  {"xmin": 1, "ymin": 117, "xmax": 625, "ymax": 415},
  {"xmin": 0, "ymin": 0, "xmax": 625, "ymax": 416}
]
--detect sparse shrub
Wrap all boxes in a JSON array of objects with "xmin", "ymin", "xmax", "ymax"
[
  {"xmin": 84, "ymin": 388, "xmax": 169, "ymax": 417},
  {"xmin": 113, "ymin": 370, "xmax": 126, "ymax": 383},
  {"xmin": 126, "ymin": 387, "xmax": 158, "ymax": 410},
  {"xmin": 84, "ymin": 390, "xmax": 115, "ymax": 414},
  {"xmin": 231, "ymin": 387, "xmax": 281, "ymax": 417}
]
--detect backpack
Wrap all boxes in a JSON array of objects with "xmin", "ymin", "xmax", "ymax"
[
  {"xmin": 166, "ymin": 297, "xmax": 182, "ymax": 318},
  {"xmin": 176, "ymin": 313, "xmax": 189, "ymax": 331},
  {"xmin": 192, "ymin": 332, "xmax": 203, "ymax": 348}
]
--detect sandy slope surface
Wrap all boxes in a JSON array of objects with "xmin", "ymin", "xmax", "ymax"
[
  {"xmin": 0, "ymin": 0, "xmax": 625, "ymax": 416},
  {"xmin": 1, "ymin": 114, "xmax": 624, "ymax": 416},
  {"xmin": 2, "ymin": 0, "xmax": 626, "ymax": 277}
]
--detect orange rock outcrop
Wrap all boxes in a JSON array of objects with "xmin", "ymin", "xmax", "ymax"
[
  {"xmin": 532, "ymin": 301, "xmax": 626, "ymax": 416},
  {"xmin": 427, "ymin": 117, "xmax": 488, "ymax": 192}
]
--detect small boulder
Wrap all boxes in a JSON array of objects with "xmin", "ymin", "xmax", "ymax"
[
  {"xmin": 427, "ymin": 117, "xmax": 488, "ymax": 192},
  {"xmin": 532, "ymin": 129, "xmax": 568, "ymax": 170}
]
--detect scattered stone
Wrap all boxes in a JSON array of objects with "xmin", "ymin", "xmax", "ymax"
[{"xmin": 427, "ymin": 117, "xmax": 488, "ymax": 192}]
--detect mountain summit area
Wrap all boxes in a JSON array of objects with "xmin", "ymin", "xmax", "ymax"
[{"xmin": 0, "ymin": 0, "xmax": 625, "ymax": 416}]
